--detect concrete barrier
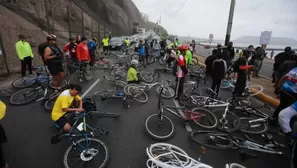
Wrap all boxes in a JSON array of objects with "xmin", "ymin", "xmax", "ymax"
[{"xmin": 193, "ymin": 54, "xmax": 280, "ymax": 108}]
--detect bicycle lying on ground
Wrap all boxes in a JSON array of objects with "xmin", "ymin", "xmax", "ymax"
[
  {"xmin": 0, "ymin": 88, "xmax": 13, "ymax": 97},
  {"xmin": 145, "ymin": 85, "xmax": 217, "ymax": 140}
]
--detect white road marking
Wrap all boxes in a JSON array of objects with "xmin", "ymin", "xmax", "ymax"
[
  {"xmin": 172, "ymin": 99, "xmax": 193, "ymax": 132},
  {"xmin": 81, "ymin": 79, "xmax": 100, "ymax": 98}
]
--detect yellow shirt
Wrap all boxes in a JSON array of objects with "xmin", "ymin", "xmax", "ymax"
[
  {"xmin": 15, "ymin": 40, "xmax": 34, "ymax": 60},
  {"xmin": 51, "ymin": 90, "xmax": 81, "ymax": 121},
  {"xmin": 102, "ymin": 38, "xmax": 109, "ymax": 46}
]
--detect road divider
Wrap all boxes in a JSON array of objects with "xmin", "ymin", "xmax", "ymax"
[{"xmin": 193, "ymin": 54, "xmax": 280, "ymax": 108}]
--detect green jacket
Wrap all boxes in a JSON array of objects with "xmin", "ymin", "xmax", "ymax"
[
  {"xmin": 15, "ymin": 40, "xmax": 33, "ymax": 60},
  {"xmin": 127, "ymin": 67, "xmax": 138, "ymax": 82},
  {"xmin": 186, "ymin": 50, "xmax": 192, "ymax": 65}
]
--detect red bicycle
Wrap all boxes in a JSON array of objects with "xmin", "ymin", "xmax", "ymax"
[{"xmin": 145, "ymin": 85, "xmax": 218, "ymax": 140}]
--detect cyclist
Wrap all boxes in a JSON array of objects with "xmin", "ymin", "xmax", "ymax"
[
  {"xmin": 88, "ymin": 38, "xmax": 97, "ymax": 67},
  {"xmin": 127, "ymin": 60, "xmax": 140, "ymax": 84},
  {"xmin": 124, "ymin": 37, "xmax": 130, "ymax": 47},
  {"xmin": 51, "ymin": 84, "xmax": 83, "ymax": 132},
  {"xmin": 165, "ymin": 46, "xmax": 176, "ymax": 69},
  {"xmin": 102, "ymin": 36, "xmax": 109, "ymax": 54},
  {"xmin": 185, "ymin": 48, "xmax": 193, "ymax": 65},
  {"xmin": 0, "ymin": 101, "xmax": 8, "ymax": 168},
  {"xmin": 138, "ymin": 39, "xmax": 146, "ymax": 66},
  {"xmin": 232, "ymin": 48, "xmax": 255, "ymax": 97},
  {"xmin": 190, "ymin": 39, "xmax": 196, "ymax": 52},
  {"xmin": 68, "ymin": 37, "xmax": 78, "ymax": 63},
  {"xmin": 76, "ymin": 37, "xmax": 91, "ymax": 81},
  {"xmin": 175, "ymin": 38, "xmax": 180, "ymax": 46},
  {"xmin": 212, "ymin": 52, "xmax": 227, "ymax": 97},
  {"xmin": 174, "ymin": 45, "xmax": 188, "ymax": 100},
  {"xmin": 43, "ymin": 34, "xmax": 65, "ymax": 89},
  {"xmin": 16, "ymin": 34, "xmax": 34, "ymax": 78}
]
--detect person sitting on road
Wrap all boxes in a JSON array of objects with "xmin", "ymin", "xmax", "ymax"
[
  {"xmin": 127, "ymin": 60, "xmax": 140, "ymax": 84},
  {"xmin": 232, "ymin": 48, "xmax": 255, "ymax": 97},
  {"xmin": 51, "ymin": 84, "xmax": 83, "ymax": 133},
  {"xmin": 205, "ymin": 49, "xmax": 218, "ymax": 83},
  {"xmin": 76, "ymin": 37, "xmax": 91, "ymax": 81},
  {"xmin": 211, "ymin": 52, "xmax": 227, "ymax": 98}
]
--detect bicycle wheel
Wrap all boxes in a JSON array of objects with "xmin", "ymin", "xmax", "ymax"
[
  {"xmin": 10, "ymin": 88, "xmax": 38, "ymax": 105},
  {"xmin": 140, "ymin": 71, "xmax": 154, "ymax": 83},
  {"xmin": 191, "ymin": 107, "xmax": 218, "ymax": 129},
  {"xmin": 192, "ymin": 57, "xmax": 199, "ymax": 65},
  {"xmin": 156, "ymin": 86, "xmax": 175, "ymax": 99},
  {"xmin": 158, "ymin": 56, "xmax": 167, "ymax": 65},
  {"xmin": 129, "ymin": 87, "xmax": 148, "ymax": 103},
  {"xmin": 63, "ymin": 137, "xmax": 109, "ymax": 168},
  {"xmin": 160, "ymin": 79, "xmax": 176, "ymax": 88},
  {"xmin": 83, "ymin": 68, "xmax": 94, "ymax": 81},
  {"xmin": 124, "ymin": 84, "xmax": 138, "ymax": 95},
  {"xmin": 130, "ymin": 53, "xmax": 139, "ymax": 61},
  {"xmin": 12, "ymin": 76, "xmax": 35, "ymax": 89},
  {"xmin": 145, "ymin": 114, "xmax": 175, "ymax": 140},
  {"xmin": 147, "ymin": 56, "xmax": 155, "ymax": 64},
  {"xmin": 227, "ymin": 97, "xmax": 251, "ymax": 107},
  {"xmin": 0, "ymin": 89, "xmax": 13, "ymax": 97},
  {"xmin": 94, "ymin": 90, "xmax": 114, "ymax": 98},
  {"xmin": 238, "ymin": 117, "xmax": 268, "ymax": 134},
  {"xmin": 146, "ymin": 143, "xmax": 191, "ymax": 167},
  {"xmin": 183, "ymin": 86, "xmax": 202, "ymax": 97},
  {"xmin": 248, "ymin": 85, "xmax": 263, "ymax": 96},
  {"xmin": 213, "ymin": 109, "xmax": 241, "ymax": 132},
  {"xmin": 44, "ymin": 94, "xmax": 58, "ymax": 111},
  {"xmin": 190, "ymin": 130, "xmax": 233, "ymax": 150},
  {"xmin": 49, "ymin": 78, "xmax": 68, "ymax": 89}
]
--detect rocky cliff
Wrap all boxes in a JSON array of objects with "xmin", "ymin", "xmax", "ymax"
[{"xmin": 0, "ymin": 0, "xmax": 161, "ymax": 74}]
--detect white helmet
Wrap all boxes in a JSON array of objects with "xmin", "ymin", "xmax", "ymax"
[{"xmin": 131, "ymin": 59, "xmax": 139, "ymax": 65}]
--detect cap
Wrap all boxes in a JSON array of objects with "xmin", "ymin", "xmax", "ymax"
[{"xmin": 81, "ymin": 37, "xmax": 88, "ymax": 41}]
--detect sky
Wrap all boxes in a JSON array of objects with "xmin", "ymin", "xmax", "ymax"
[{"xmin": 132, "ymin": 0, "xmax": 297, "ymax": 40}]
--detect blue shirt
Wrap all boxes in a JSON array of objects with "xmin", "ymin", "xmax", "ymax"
[
  {"xmin": 138, "ymin": 44, "xmax": 145, "ymax": 56},
  {"xmin": 282, "ymin": 67, "xmax": 297, "ymax": 93}
]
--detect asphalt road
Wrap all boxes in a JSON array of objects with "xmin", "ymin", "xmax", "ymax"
[
  {"xmin": 0, "ymin": 57, "xmax": 289, "ymax": 168},
  {"xmin": 196, "ymin": 46, "xmax": 274, "ymax": 79}
]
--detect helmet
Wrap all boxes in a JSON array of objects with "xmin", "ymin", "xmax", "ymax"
[
  {"xmin": 242, "ymin": 48, "xmax": 253, "ymax": 56},
  {"xmin": 248, "ymin": 45, "xmax": 254, "ymax": 49},
  {"xmin": 178, "ymin": 45, "xmax": 189, "ymax": 51},
  {"xmin": 131, "ymin": 59, "xmax": 139, "ymax": 65},
  {"xmin": 47, "ymin": 34, "xmax": 57, "ymax": 41},
  {"xmin": 217, "ymin": 43, "xmax": 222, "ymax": 48},
  {"xmin": 285, "ymin": 46, "xmax": 292, "ymax": 52}
]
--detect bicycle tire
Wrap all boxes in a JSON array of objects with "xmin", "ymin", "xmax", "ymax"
[
  {"xmin": 124, "ymin": 84, "xmax": 138, "ymax": 95},
  {"xmin": 238, "ymin": 117, "xmax": 268, "ymax": 134},
  {"xmin": 130, "ymin": 87, "xmax": 148, "ymax": 103},
  {"xmin": 160, "ymin": 79, "xmax": 176, "ymax": 88},
  {"xmin": 12, "ymin": 77, "xmax": 36, "ymax": 89},
  {"xmin": 213, "ymin": 109, "xmax": 241, "ymax": 132},
  {"xmin": 10, "ymin": 88, "xmax": 38, "ymax": 105},
  {"xmin": 147, "ymin": 56, "xmax": 155, "ymax": 65},
  {"xmin": 130, "ymin": 53, "xmax": 139, "ymax": 61},
  {"xmin": 94, "ymin": 90, "xmax": 114, "ymax": 98},
  {"xmin": 44, "ymin": 94, "xmax": 59, "ymax": 111},
  {"xmin": 63, "ymin": 138, "xmax": 109, "ymax": 168},
  {"xmin": 49, "ymin": 78, "xmax": 68, "ymax": 89},
  {"xmin": 190, "ymin": 130, "xmax": 233, "ymax": 150},
  {"xmin": 145, "ymin": 114, "xmax": 175, "ymax": 140},
  {"xmin": 192, "ymin": 57, "xmax": 199, "ymax": 65},
  {"xmin": 183, "ymin": 86, "xmax": 202, "ymax": 97},
  {"xmin": 156, "ymin": 86, "xmax": 175, "ymax": 99},
  {"xmin": 140, "ymin": 71, "xmax": 154, "ymax": 83},
  {"xmin": 191, "ymin": 107, "xmax": 218, "ymax": 129},
  {"xmin": 158, "ymin": 56, "xmax": 167, "ymax": 65},
  {"xmin": 249, "ymin": 85, "xmax": 263, "ymax": 96},
  {"xmin": 0, "ymin": 89, "xmax": 13, "ymax": 97},
  {"xmin": 115, "ymin": 80, "xmax": 127, "ymax": 89},
  {"xmin": 83, "ymin": 68, "xmax": 94, "ymax": 81}
]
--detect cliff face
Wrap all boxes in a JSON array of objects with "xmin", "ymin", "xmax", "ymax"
[{"xmin": 0, "ymin": 0, "xmax": 146, "ymax": 74}]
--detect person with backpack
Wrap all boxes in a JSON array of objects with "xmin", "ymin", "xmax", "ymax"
[
  {"xmin": 174, "ymin": 45, "xmax": 189, "ymax": 100},
  {"xmin": 205, "ymin": 49, "xmax": 218, "ymax": 83},
  {"xmin": 88, "ymin": 38, "xmax": 97, "ymax": 67},
  {"xmin": 211, "ymin": 52, "xmax": 227, "ymax": 98},
  {"xmin": 273, "ymin": 46, "xmax": 292, "ymax": 84},
  {"xmin": 233, "ymin": 48, "xmax": 255, "ymax": 97},
  {"xmin": 43, "ymin": 34, "xmax": 65, "ymax": 89}
]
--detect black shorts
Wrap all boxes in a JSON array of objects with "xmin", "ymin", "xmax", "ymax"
[
  {"xmin": 54, "ymin": 116, "xmax": 70, "ymax": 129},
  {"xmin": 0, "ymin": 146, "xmax": 6, "ymax": 168},
  {"xmin": 103, "ymin": 46, "xmax": 109, "ymax": 52},
  {"xmin": 48, "ymin": 63, "xmax": 64, "ymax": 75}
]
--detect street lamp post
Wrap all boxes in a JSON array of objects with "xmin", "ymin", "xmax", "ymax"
[{"xmin": 224, "ymin": 0, "xmax": 236, "ymax": 46}]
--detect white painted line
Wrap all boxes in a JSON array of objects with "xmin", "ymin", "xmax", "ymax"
[
  {"xmin": 81, "ymin": 79, "xmax": 100, "ymax": 98},
  {"xmin": 172, "ymin": 98, "xmax": 193, "ymax": 132}
]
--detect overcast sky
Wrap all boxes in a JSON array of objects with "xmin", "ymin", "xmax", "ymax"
[{"xmin": 132, "ymin": 0, "xmax": 297, "ymax": 40}]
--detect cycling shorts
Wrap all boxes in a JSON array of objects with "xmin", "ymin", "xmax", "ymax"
[
  {"xmin": 279, "ymin": 106, "xmax": 297, "ymax": 133},
  {"xmin": 47, "ymin": 62, "xmax": 64, "ymax": 75},
  {"xmin": 54, "ymin": 115, "xmax": 69, "ymax": 129}
]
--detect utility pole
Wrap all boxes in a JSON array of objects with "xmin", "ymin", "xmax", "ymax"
[
  {"xmin": 50, "ymin": 0, "xmax": 54, "ymax": 33},
  {"xmin": 44, "ymin": 0, "xmax": 51, "ymax": 33},
  {"xmin": 81, "ymin": 11, "xmax": 84, "ymax": 36},
  {"xmin": 224, "ymin": 0, "xmax": 236, "ymax": 46},
  {"xmin": 67, "ymin": 1, "xmax": 71, "ymax": 38}
]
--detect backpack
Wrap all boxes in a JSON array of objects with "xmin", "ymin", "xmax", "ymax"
[
  {"xmin": 37, "ymin": 42, "xmax": 48, "ymax": 65},
  {"xmin": 232, "ymin": 58, "xmax": 240, "ymax": 72}
]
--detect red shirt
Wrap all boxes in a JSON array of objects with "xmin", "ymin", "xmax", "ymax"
[
  {"xmin": 76, "ymin": 43, "xmax": 90, "ymax": 62},
  {"xmin": 176, "ymin": 55, "xmax": 187, "ymax": 77},
  {"xmin": 63, "ymin": 43, "xmax": 70, "ymax": 52}
]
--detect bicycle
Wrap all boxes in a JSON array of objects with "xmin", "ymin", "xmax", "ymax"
[
  {"xmin": 145, "ymin": 85, "xmax": 218, "ymax": 140},
  {"xmin": 11, "ymin": 65, "xmax": 68, "ymax": 89},
  {"xmin": 50, "ymin": 109, "xmax": 110, "ymax": 168},
  {"xmin": 0, "ymin": 88, "xmax": 13, "ymax": 97},
  {"xmin": 74, "ymin": 61, "xmax": 94, "ymax": 82}
]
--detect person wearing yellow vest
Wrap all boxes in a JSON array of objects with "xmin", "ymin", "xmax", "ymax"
[
  {"xmin": 124, "ymin": 38, "xmax": 131, "ymax": 47},
  {"xmin": 185, "ymin": 49, "xmax": 193, "ymax": 65},
  {"xmin": 101, "ymin": 36, "xmax": 109, "ymax": 54},
  {"xmin": 16, "ymin": 35, "xmax": 34, "ymax": 77}
]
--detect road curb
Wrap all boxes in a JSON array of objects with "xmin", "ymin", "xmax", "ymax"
[{"xmin": 194, "ymin": 55, "xmax": 280, "ymax": 108}]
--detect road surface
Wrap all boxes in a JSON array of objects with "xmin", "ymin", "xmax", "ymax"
[
  {"xmin": 0, "ymin": 57, "xmax": 288, "ymax": 168},
  {"xmin": 196, "ymin": 45, "xmax": 274, "ymax": 79}
]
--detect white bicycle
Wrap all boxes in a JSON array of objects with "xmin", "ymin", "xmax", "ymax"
[{"xmin": 146, "ymin": 143, "xmax": 246, "ymax": 168}]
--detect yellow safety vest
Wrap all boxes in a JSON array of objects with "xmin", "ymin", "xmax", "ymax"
[{"xmin": 102, "ymin": 38, "xmax": 109, "ymax": 46}]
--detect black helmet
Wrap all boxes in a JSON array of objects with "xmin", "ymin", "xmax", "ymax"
[
  {"xmin": 217, "ymin": 43, "xmax": 222, "ymax": 48},
  {"xmin": 242, "ymin": 48, "xmax": 253, "ymax": 57},
  {"xmin": 248, "ymin": 45, "xmax": 254, "ymax": 49},
  {"xmin": 212, "ymin": 49, "xmax": 218, "ymax": 55},
  {"xmin": 285, "ymin": 46, "xmax": 292, "ymax": 52}
]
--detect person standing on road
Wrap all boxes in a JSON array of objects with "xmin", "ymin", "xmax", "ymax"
[
  {"xmin": 76, "ymin": 37, "xmax": 91, "ymax": 81},
  {"xmin": 273, "ymin": 47, "xmax": 292, "ymax": 84},
  {"xmin": 190, "ymin": 39, "xmax": 196, "ymax": 52},
  {"xmin": 270, "ymin": 66, "xmax": 297, "ymax": 125},
  {"xmin": 43, "ymin": 34, "xmax": 65, "ymax": 89},
  {"xmin": 153, "ymin": 40, "xmax": 161, "ymax": 58},
  {"xmin": 174, "ymin": 45, "xmax": 188, "ymax": 100},
  {"xmin": 138, "ymin": 39, "xmax": 146, "ymax": 66},
  {"xmin": 0, "ymin": 101, "xmax": 8, "ymax": 168},
  {"xmin": 68, "ymin": 37, "xmax": 78, "ymax": 63},
  {"xmin": 144, "ymin": 39, "xmax": 150, "ymax": 66},
  {"xmin": 211, "ymin": 52, "xmax": 227, "ymax": 98},
  {"xmin": 226, "ymin": 41, "xmax": 235, "ymax": 61},
  {"xmin": 271, "ymin": 50, "xmax": 274, "ymax": 59},
  {"xmin": 88, "ymin": 38, "xmax": 97, "ymax": 67},
  {"xmin": 15, "ymin": 35, "xmax": 34, "ymax": 78},
  {"xmin": 252, "ymin": 46, "xmax": 265, "ymax": 78},
  {"xmin": 185, "ymin": 48, "xmax": 193, "ymax": 65},
  {"xmin": 205, "ymin": 49, "xmax": 218, "ymax": 83},
  {"xmin": 101, "ymin": 36, "xmax": 109, "ymax": 55},
  {"xmin": 175, "ymin": 38, "xmax": 180, "ymax": 46},
  {"xmin": 233, "ymin": 49, "xmax": 254, "ymax": 97}
]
